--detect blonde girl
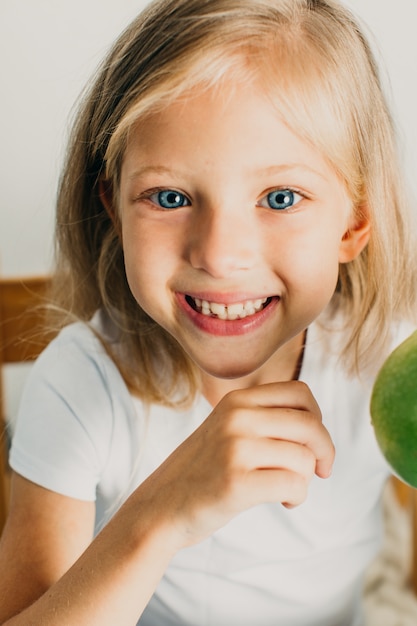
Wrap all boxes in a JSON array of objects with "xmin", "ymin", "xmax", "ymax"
[{"xmin": 0, "ymin": 0, "xmax": 416, "ymax": 624}]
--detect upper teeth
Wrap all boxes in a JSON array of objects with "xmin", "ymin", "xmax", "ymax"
[{"xmin": 193, "ymin": 297, "xmax": 268, "ymax": 320}]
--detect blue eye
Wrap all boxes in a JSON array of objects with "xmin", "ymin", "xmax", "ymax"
[
  {"xmin": 260, "ymin": 189, "xmax": 302, "ymax": 211},
  {"xmin": 151, "ymin": 189, "xmax": 189, "ymax": 209}
]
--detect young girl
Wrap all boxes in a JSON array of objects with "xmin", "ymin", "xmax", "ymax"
[{"xmin": 1, "ymin": 0, "xmax": 416, "ymax": 624}]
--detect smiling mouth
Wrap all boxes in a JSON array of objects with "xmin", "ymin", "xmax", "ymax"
[{"xmin": 185, "ymin": 296, "xmax": 273, "ymax": 320}]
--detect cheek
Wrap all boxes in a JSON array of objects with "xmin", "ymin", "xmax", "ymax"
[
  {"xmin": 268, "ymin": 224, "xmax": 342, "ymax": 311},
  {"xmin": 121, "ymin": 226, "xmax": 156, "ymax": 300},
  {"xmin": 121, "ymin": 221, "xmax": 179, "ymax": 307},
  {"xmin": 269, "ymin": 222, "xmax": 342, "ymax": 274},
  {"xmin": 301, "ymin": 243, "xmax": 341, "ymax": 295}
]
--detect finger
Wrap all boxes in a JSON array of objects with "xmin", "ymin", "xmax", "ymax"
[
  {"xmin": 241, "ymin": 438, "xmax": 317, "ymax": 481},
  {"xmin": 245, "ymin": 468, "xmax": 309, "ymax": 508},
  {"xmin": 230, "ymin": 380, "xmax": 321, "ymax": 415},
  {"xmin": 244, "ymin": 407, "xmax": 335, "ymax": 480},
  {"xmin": 221, "ymin": 382, "xmax": 335, "ymax": 478}
]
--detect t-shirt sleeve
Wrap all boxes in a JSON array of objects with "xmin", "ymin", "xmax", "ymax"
[{"xmin": 9, "ymin": 324, "xmax": 117, "ymax": 502}]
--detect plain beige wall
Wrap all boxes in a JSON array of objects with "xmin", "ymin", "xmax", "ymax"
[{"xmin": 0, "ymin": 0, "xmax": 416, "ymax": 278}]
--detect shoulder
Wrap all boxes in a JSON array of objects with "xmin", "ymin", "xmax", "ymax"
[
  {"xmin": 389, "ymin": 319, "xmax": 416, "ymax": 351},
  {"xmin": 308, "ymin": 313, "xmax": 415, "ymax": 381},
  {"xmin": 20, "ymin": 313, "xmax": 135, "ymax": 443},
  {"xmin": 39, "ymin": 311, "xmax": 112, "ymax": 362},
  {"xmin": 10, "ymin": 314, "xmax": 138, "ymax": 501},
  {"xmin": 31, "ymin": 311, "xmax": 124, "ymax": 396}
]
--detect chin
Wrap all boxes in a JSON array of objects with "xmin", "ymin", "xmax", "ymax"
[{"xmin": 195, "ymin": 356, "xmax": 267, "ymax": 381}]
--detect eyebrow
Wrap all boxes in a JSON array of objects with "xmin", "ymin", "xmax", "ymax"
[
  {"xmin": 127, "ymin": 162, "xmax": 328, "ymax": 182},
  {"xmin": 127, "ymin": 165, "xmax": 186, "ymax": 181},
  {"xmin": 258, "ymin": 163, "xmax": 328, "ymax": 180}
]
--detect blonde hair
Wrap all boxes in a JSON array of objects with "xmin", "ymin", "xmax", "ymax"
[{"xmin": 53, "ymin": 0, "xmax": 417, "ymax": 404}]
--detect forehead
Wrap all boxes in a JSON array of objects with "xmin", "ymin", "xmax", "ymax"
[
  {"xmin": 108, "ymin": 35, "xmax": 361, "ymax": 197},
  {"xmin": 122, "ymin": 79, "xmax": 343, "ymax": 190}
]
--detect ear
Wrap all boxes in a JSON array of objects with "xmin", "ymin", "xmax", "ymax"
[
  {"xmin": 338, "ymin": 212, "xmax": 371, "ymax": 264},
  {"xmin": 98, "ymin": 178, "xmax": 122, "ymax": 240}
]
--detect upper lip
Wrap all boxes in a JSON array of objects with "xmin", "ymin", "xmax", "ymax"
[{"xmin": 183, "ymin": 292, "xmax": 275, "ymax": 305}]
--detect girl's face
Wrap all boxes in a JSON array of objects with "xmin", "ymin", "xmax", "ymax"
[{"xmin": 116, "ymin": 80, "xmax": 369, "ymax": 383}]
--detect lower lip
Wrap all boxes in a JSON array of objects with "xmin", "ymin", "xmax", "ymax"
[{"xmin": 176, "ymin": 294, "xmax": 279, "ymax": 336}]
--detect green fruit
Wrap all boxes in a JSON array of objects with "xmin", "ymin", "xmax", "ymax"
[{"xmin": 370, "ymin": 330, "xmax": 417, "ymax": 486}]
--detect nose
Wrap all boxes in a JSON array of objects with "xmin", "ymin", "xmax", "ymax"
[{"xmin": 187, "ymin": 204, "xmax": 259, "ymax": 278}]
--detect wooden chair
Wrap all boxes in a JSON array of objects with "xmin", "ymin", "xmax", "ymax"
[
  {"xmin": 0, "ymin": 276, "xmax": 55, "ymax": 534},
  {"xmin": 392, "ymin": 476, "xmax": 417, "ymax": 593}
]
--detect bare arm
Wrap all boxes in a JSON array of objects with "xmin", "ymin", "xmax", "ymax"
[
  {"xmin": 0, "ymin": 381, "xmax": 335, "ymax": 625},
  {"xmin": 0, "ymin": 474, "xmax": 95, "ymax": 620},
  {"xmin": 0, "ymin": 473, "xmax": 179, "ymax": 625}
]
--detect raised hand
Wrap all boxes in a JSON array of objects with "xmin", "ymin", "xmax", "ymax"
[{"xmin": 139, "ymin": 381, "xmax": 335, "ymax": 549}]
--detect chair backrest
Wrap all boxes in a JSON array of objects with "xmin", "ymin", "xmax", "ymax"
[
  {"xmin": 0, "ymin": 276, "xmax": 55, "ymax": 533},
  {"xmin": 392, "ymin": 476, "xmax": 417, "ymax": 594}
]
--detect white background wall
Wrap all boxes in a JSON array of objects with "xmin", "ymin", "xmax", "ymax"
[{"xmin": 1, "ymin": 0, "xmax": 417, "ymax": 277}]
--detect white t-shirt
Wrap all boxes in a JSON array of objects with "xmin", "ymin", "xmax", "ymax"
[{"xmin": 9, "ymin": 312, "xmax": 410, "ymax": 626}]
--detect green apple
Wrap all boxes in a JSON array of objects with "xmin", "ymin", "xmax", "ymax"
[{"xmin": 370, "ymin": 330, "xmax": 417, "ymax": 486}]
